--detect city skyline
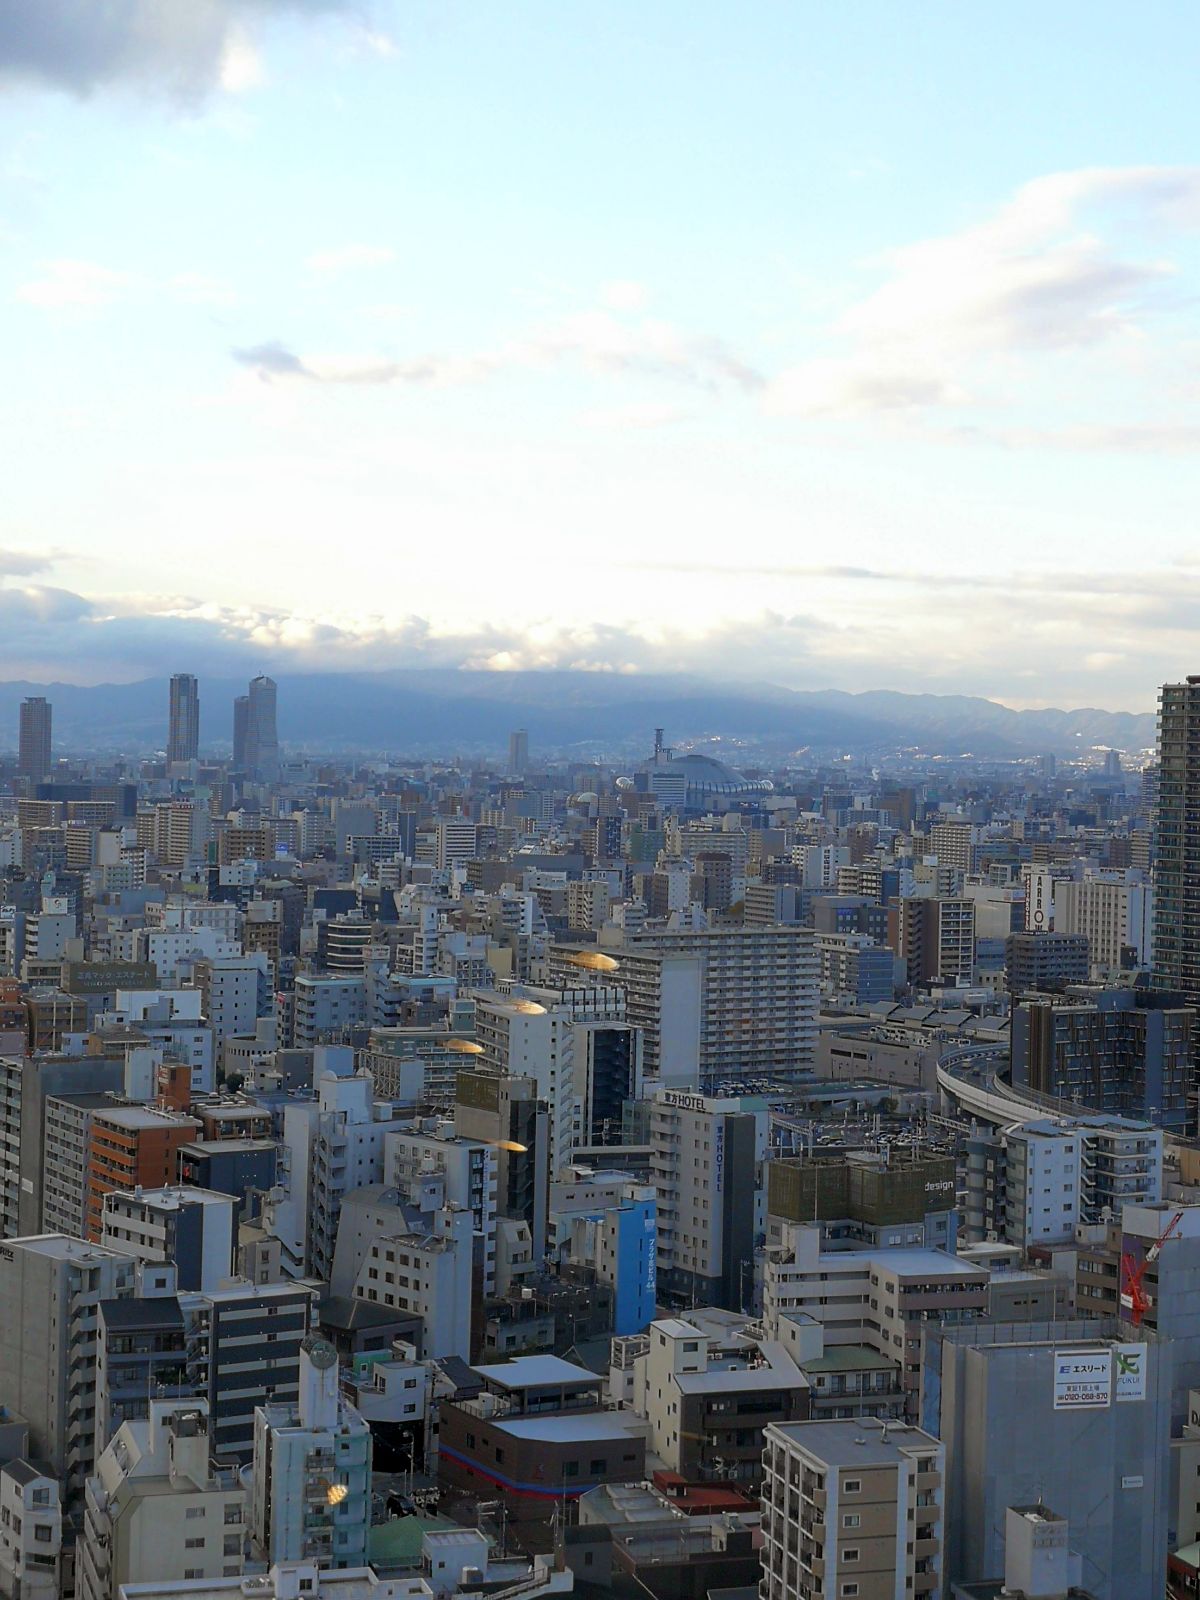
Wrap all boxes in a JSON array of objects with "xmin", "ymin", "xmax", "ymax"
[{"xmin": 2, "ymin": 3, "xmax": 1200, "ymax": 708}]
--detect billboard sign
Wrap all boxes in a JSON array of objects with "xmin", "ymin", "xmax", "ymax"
[
  {"xmin": 1053, "ymin": 1350, "xmax": 1112, "ymax": 1410},
  {"xmin": 1114, "ymin": 1343, "xmax": 1147, "ymax": 1403}
]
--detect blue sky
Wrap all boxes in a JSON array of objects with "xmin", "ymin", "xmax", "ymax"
[{"xmin": 2, "ymin": 0, "xmax": 1199, "ymax": 709}]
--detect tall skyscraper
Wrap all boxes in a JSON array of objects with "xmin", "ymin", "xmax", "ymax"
[
  {"xmin": 1153, "ymin": 675, "xmax": 1200, "ymax": 1010},
  {"xmin": 245, "ymin": 675, "xmax": 279, "ymax": 781},
  {"xmin": 508, "ymin": 727, "xmax": 529, "ymax": 774},
  {"xmin": 232, "ymin": 694, "xmax": 249, "ymax": 770},
  {"xmin": 18, "ymin": 696, "xmax": 51, "ymax": 782},
  {"xmin": 166, "ymin": 673, "xmax": 199, "ymax": 765}
]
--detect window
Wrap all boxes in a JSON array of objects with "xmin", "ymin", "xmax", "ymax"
[
  {"xmin": 590, "ymin": 1459, "xmax": 605, "ymax": 1474},
  {"xmin": 185, "ymin": 1537, "xmax": 205, "ymax": 1549},
  {"xmin": 34, "ymin": 1527, "xmax": 52, "ymax": 1544},
  {"xmin": 564, "ymin": 1461, "xmax": 579, "ymax": 1477},
  {"xmin": 842, "ymin": 1514, "xmax": 860, "ymax": 1528},
  {"xmin": 184, "ymin": 1571, "xmax": 203, "ymax": 1581},
  {"xmin": 843, "ymin": 1548, "xmax": 860, "ymax": 1562},
  {"xmin": 840, "ymin": 1587, "xmax": 859, "ymax": 1598},
  {"xmin": 185, "ymin": 1507, "xmax": 205, "ymax": 1520},
  {"xmin": 844, "ymin": 1479, "xmax": 861, "ymax": 1493}
]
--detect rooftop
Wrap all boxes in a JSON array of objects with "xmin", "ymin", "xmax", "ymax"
[
  {"xmin": 473, "ymin": 1354, "xmax": 599, "ymax": 1391},
  {"xmin": 767, "ymin": 1417, "xmax": 940, "ymax": 1467},
  {"xmin": 495, "ymin": 1412, "xmax": 641, "ymax": 1443},
  {"xmin": 801, "ymin": 1345, "xmax": 897, "ymax": 1374}
]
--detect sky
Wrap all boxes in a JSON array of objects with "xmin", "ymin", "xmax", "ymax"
[{"xmin": 1, "ymin": 1, "xmax": 1199, "ymax": 710}]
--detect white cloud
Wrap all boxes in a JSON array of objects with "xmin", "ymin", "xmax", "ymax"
[
  {"xmin": 578, "ymin": 401, "xmax": 689, "ymax": 430},
  {"xmin": 601, "ymin": 280, "xmax": 648, "ymax": 311},
  {"xmin": 306, "ymin": 243, "xmax": 397, "ymax": 276},
  {"xmin": 170, "ymin": 272, "xmax": 238, "ymax": 306},
  {"xmin": 17, "ymin": 259, "xmax": 133, "ymax": 307},
  {"xmin": 768, "ymin": 165, "xmax": 1200, "ymax": 417},
  {"xmin": 232, "ymin": 306, "xmax": 763, "ymax": 393},
  {"xmin": 218, "ymin": 29, "xmax": 265, "ymax": 93}
]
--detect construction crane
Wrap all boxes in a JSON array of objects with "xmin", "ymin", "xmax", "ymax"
[{"xmin": 1120, "ymin": 1209, "xmax": 1184, "ymax": 1326}]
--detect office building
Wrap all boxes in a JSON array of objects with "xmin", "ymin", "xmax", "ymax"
[
  {"xmin": 1011, "ymin": 989, "xmax": 1194, "ymax": 1126},
  {"xmin": 508, "ymin": 729, "xmax": 529, "ymax": 774},
  {"xmin": 438, "ymin": 1355, "xmax": 646, "ymax": 1529},
  {"xmin": 85, "ymin": 1104, "xmax": 201, "ymax": 1240},
  {"xmin": 762, "ymin": 1227, "xmax": 987, "ymax": 1418},
  {"xmin": 924, "ymin": 1319, "xmax": 1171, "ymax": 1600},
  {"xmin": 167, "ymin": 674, "xmax": 200, "ymax": 765},
  {"xmin": 1056, "ymin": 872, "xmax": 1153, "ymax": 971},
  {"xmin": 760, "ymin": 1417, "xmax": 944, "ymax": 1600},
  {"xmin": 815, "ymin": 931, "xmax": 896, "ymax": 1005},
  {"xmin": 100, "ymin": 1186, "xmax": 235, "ymax": 1291},
  {"xmin": 18, "ymin": 698, "xmax": 51, "ymax": 783},
  {"xmin": 1005, "ymin": 930, "xmax": 1091, "ymax": 994},
  {"xmin": 251, "ymin": 1336, "xmax": 372, "ymax": 1569},
  {"xmin": 232, "ymin": 695, "xmax": 249, "ymax": 770},
  {"xmin": 455, "ymin": 1068, "xmax": 550, "ymax": 1264},
  {"xmin": 245, "ymin": 675, "xmax": 280, "ymax": 782},
  {"xmin": 649, "ymin": 1088, "xmax": 766, "ymax": 1310},
  {"xmin": 895, "ymin": 896, "xmax": 975, "ymax": 987},
  {"xmin": 552, "ymin": 1170, "xmax": 656, "ymax": 1335},
  {"xmin": 0, "ymin": 1234, "xmax": 136, "ymax": 1503}
]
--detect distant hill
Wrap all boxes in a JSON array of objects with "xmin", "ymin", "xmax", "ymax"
[{"xmin": 0, "ymin": 670, "xmax": 1156, "ymax": 758}]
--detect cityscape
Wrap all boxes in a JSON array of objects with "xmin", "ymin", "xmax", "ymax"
[
  {"xmin": 3, "ymin": 5, "xmax": 1200, "ymax": 1600},
  {"xmin": 0, "ymin": 672, "xmax": 1195, "ymax": 1600}
]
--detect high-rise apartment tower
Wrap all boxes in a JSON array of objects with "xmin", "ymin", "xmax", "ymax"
[
  {"xmin": 18, "ymin": 696, "xmax": 51, "ymax": 781},
  {"xmin": 1154, "ymin": 675, "xmax": 1200, "ymax": 1012},
  {"xmin": 167, "ymin": 673, "xmax": 200, "ymax": 764}
]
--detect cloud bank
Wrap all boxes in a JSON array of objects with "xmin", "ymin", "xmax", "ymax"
[
  {"xmin": 0, "ymin": 561, "xmax": 1190, "ymax": 711},
  {"xmin": 0, "ymin": 0, "xmax": 359, "ymax": 99}
]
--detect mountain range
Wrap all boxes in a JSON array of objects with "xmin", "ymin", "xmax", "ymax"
[{"xmin": 0, "ymin": 670, "xmax": 1157, "ymax": 760}]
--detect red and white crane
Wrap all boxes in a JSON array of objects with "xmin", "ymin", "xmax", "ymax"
[{"xmin": 1120, "ymin": 1209, "xmax": 1184, "ymax": 1326}]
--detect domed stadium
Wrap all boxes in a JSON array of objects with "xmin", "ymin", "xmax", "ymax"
[{"xmin": 640, "ymin": 749, "xmax": 774, "ymax": 806}]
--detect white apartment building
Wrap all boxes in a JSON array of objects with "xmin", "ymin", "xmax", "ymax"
[
  {"xmin": 1055, "ymin": 871, "xmax": 1153, "ymax": 971},
  {"xmin": 434, "ymin": 820, "xmax": 478, "ymax": 871},
  {"xmin": 251, "ymin": 1338, "xmax": 372, "ymax": 1570},
  {"xmin": 77, "ymin": 1402, "xmax": 245, "ymax": 1600},
  {"xmin": 383, "ymin": 1125, "xmax": 498, "ymax": 1295},
  {"xmin": 761, "ymin": 1226, "xmax": 988, "ymax": 1412},
  {"xmin": 611, "ymin": 924, "xmax": 819, "ymax": 1091},
  {"xmin": 264, "ymin": 1053, "xmax": 404, "ymax": 1281},
  {"xmin": 473, "ymin": 988, "xmax": 578, "ymax": 1177},
  {"xmin": 351, "ymin": 1204, "xmax": 474, "ymax": 1363},
  {"xmin": 0, "ymin": 1234, "xmax": 136, "ymax": 1503},
  {"xmin": 0, "ymin": 1460, "xmax": 61, "ymax": 1600}
]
